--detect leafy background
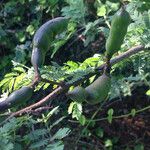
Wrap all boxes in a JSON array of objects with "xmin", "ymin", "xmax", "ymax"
[{"xmin": 0, "ymin": 0, "xmax": 150, "ymax": 149}]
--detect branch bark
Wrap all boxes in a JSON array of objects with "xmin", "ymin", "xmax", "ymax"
[{"xmin": 1, "ymin": 45, "xmax": 146, "ymax": 122}]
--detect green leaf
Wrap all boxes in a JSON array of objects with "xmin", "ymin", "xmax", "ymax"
[
  {"xmin": 51, "ymin": 40, "xmax": 67, "ymax": 58},
  {"xmin": 8, "ymin": 78, "xmax": 15, "ymax": 93},
  {"xmin": 4, "ymin": 72, "xmax": 18, "ymax": 78},
  {"xmin": 72, "ymin": 102, "xmax": 82, "ymax": 119},
  {"xmin": 0, "ymin": 78, "xmax": 13, "ymax": 88},
  {"xmin": 13, "ymin": 67, "xmax": 26, "ymax": 73},
  {"xmin": 24, "ymin": 129, "xmax": 48, "ymax": 141},
  {"xmin": 13, "ymin": 73, "xmax": 26, "ymax": 90},
  {"xmin": 49, "ymin": 117, "xmax": 66, "ymax": 130},
  {"xmin": 134, "ymin": 143, "xmax": 144, "ymax": 150},
  {"xmin": 107, "ymin": 108, "xmax": 114, "ymax": 124},
  {"xmin": 51, "ymin": 128, "xmax": 70, "ymax": 140},
  {"xmin": 83, "ymin": 55, "xmax": 101, "ymax": 67},
  {"xmin": 105, "ymin": 139, "xmax": 113, "ymax": 148},
  {"xmin": 46, "ymin": 141, "xmax": 64, "ymax": 150},
  {"xmin": 95, "ymin": 127, "xmax": 104, "ymax": 138},
  {"xmin": 65, "ymin": 61, "xmax": 79, "ymax": 70},
  {"xmin": 17, "ymin": 32, "xmax": 26, "ymax": 42},
  {"xmin": 97, "ymin": 5, "xmax": 106, "ymax": 17},
  {"xmin": 68, "ymin": 102, "xmax": 75, "ymax": 114},
  {"xmin": 131, "ymin": 109, "xmax": 136, "ymax": 117},
  {"xmin": 146, "ymin": 89, "xmax": 150, "ymax": 96},
  {"xmin": 26, "ymin": 25, "xmax": 35, "ymax": 35},
  {"xmin": 13, "ymin": 143, "xmax": 23, "ymax": 150},
  {"xmin": 29, "ymin": 138, "xmax": 49, "ymax": 149},
  {"xmin": 43, "ymin": 106, "xmax": 59, "ymax": 123},
  {"xmin": 78, "ymin": 115, "xmax": 86, "ymax": 126},
  {"xmin": 43, "ymin": 83, "xmax": 50, "ymax": 90},
  {"xmin": 61, "ymin": 0, "xmax": 87, "ymax": 24}
]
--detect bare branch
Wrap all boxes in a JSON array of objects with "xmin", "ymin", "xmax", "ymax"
[{"xmin": 96, "ymin": 45, "xmax": 145, "ymax": 71}]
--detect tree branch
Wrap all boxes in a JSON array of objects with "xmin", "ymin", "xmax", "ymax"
[
  {"xmin": 1, "ymin": 45, "xmax": 146, "ymax": 123},
  {"xmin": 96, "ymin": 45, "xmax": 145, "ymax": 71}
]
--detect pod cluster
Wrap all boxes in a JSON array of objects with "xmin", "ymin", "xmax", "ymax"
[
  {"xmin": 67, "ymin": 7, "xmax": 131, "ymax": 104},
  {"xmin": 0, "ymin": 7, "xmax": 131, "ymax": 109}
]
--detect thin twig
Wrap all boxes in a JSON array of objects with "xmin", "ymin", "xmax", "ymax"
[
  {"xmin": 68, "ymin": 105, "xmax": 150, "ymax": 124},
  {"xmin": 92, "ymin": 104, "xmax": 150, "ymax": 122},
  {"xmin": 28, "ymin": 106, "xmax": 52, "ymax": 114}
]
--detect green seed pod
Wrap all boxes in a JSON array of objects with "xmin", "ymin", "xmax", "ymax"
[
  {"xmin": 85, "ymin": 73, "xmax": 111, "ymax": 104},
  {"xmin": 105, "ymin": 7, "xmax": 131, "ymax": 59},
  {"xmin": 31, "ymin": 47, "xmax": 45, "ymax": 68},
  {"xmin": 33, "ymin": 17, "xmax": 69, "ymax": 53},
  {"xmin": 67, "ymin": 86, "xmax": 88, "ymax": 103},
  {"xmin": 0, "ymin": 86, "xmax": 33, "ymax": 111},
  {"xmin": 31, "ymin": 17, "xmax": 69, "ymax": 75}
]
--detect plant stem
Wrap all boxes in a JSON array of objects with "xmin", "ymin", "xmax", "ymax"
[
  {"xmin": 92, "ymin": 105, "xmax": 150, "ymax": 122},
  {"xmin": 75, "ymin": 106, "xmax": 102, "ymax": 146},
  {"xmin": 68, "ymin": 105, "xmax": 150, "ymax": 124}
]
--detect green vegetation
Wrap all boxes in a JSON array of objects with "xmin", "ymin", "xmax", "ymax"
[{"xmin": 0, "ymin": 0, "xmax": 150, "ymax": 149}]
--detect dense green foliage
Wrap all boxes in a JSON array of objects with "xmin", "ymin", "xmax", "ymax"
[{"xmin": 0, "ymin": 0, "xmax": 150, "ymax": 149}]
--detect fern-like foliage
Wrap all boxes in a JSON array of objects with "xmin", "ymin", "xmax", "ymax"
[
  {"xmin": 61, "ymin": 0, "xmax": 87, "ymax": 24},
  {"xmin": 0, "ymin": 62, "xmax": 32, "ymax": 94},
  {"xmin": 125, "ymin": 3, "xmax": 150, "ymax": 48},
  {"xmin": 0, "ymin": 107, "xmax": 70, "ymax": 150}
]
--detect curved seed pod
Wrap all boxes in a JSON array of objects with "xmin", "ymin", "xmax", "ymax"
[
  {"xmin": 67, "ymin": 86, "xmax": 88, "ymax": 103},
  {"xmin": 105, "ymin": 7, "xmax": 131, "ymax": 59},
  {"xmin": 31, "ymin": 17, "xmax": 69, "ymax": 77},
  {"xmin": 0, "ymin": 86, "xmax": 33, "ymax": 111},
  {"xmin": 33, "ymin": 17, "xmax": 69, "ymax": 53},
  {"xmin": 85, "ymin": 73, "xmax": 111, "ymax": 104}
]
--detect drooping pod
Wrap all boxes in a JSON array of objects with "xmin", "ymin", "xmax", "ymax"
[
  {"xmin": 0, "ymin": 86, "xmax": 33, "ymax": 111},
  {"xmin": 85, "ymin": 73, "xmax": 111, "ymax": 104},
  {"xmin": 67, "ymin": 86, "xmax": 88, "ymax": 103},
  {"xmin": 31, "ymin": 17, "xmax": 69, "ymax": 79},
  {"xmin": 105, "ymin": 7, "xmax": 131, "ymax": 59},
  {"xmin": 67, "ymin": 73, "xmax": 111, "ymax": 105}
]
